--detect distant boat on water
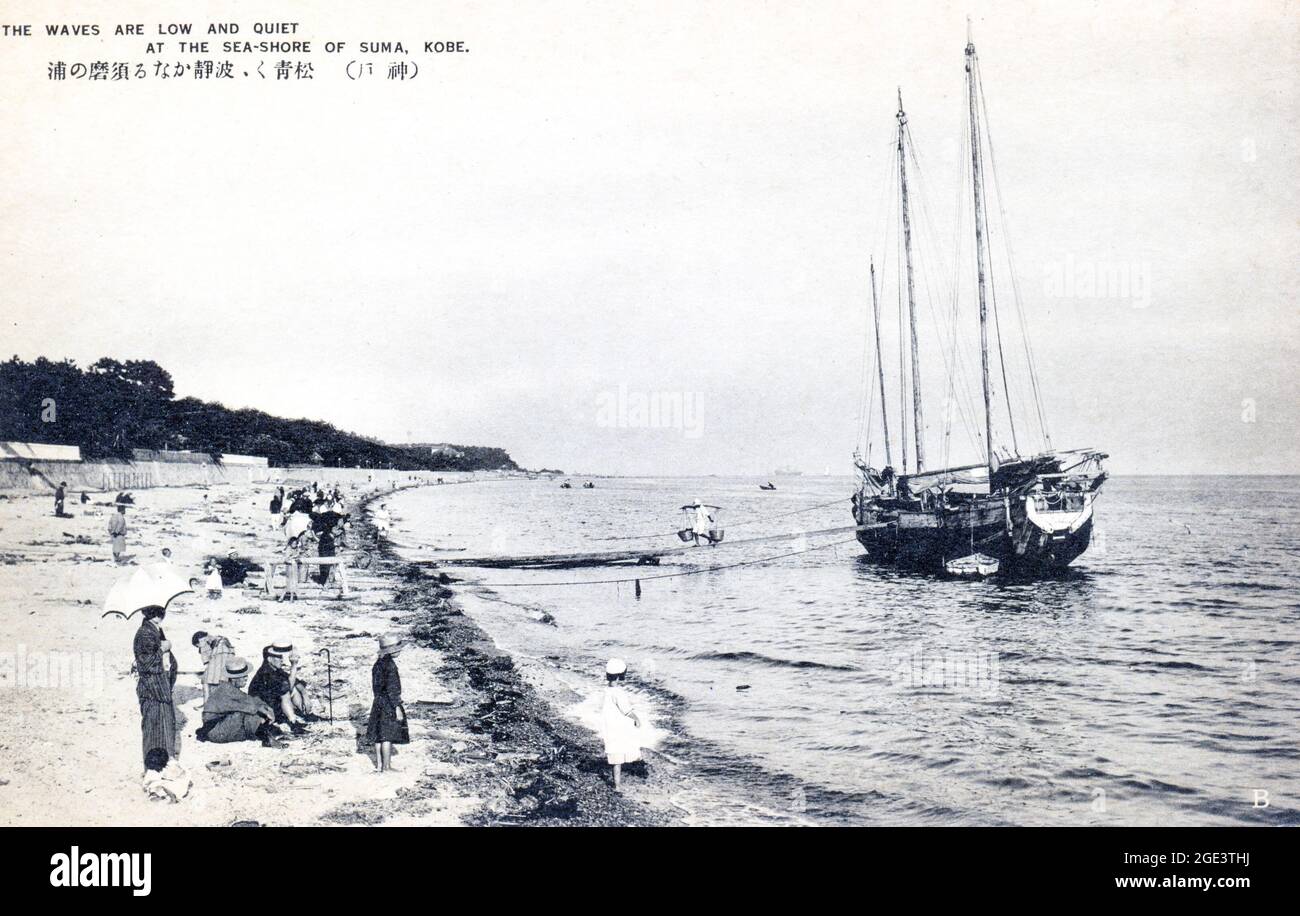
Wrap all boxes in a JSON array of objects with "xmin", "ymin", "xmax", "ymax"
[
  {"xmin": 772, "ymin": 466, "xmax": 803, "ymax": 477},
  {"xmin": 851, "ymin": 30, "xmax": 1107, "ymax": 579}
]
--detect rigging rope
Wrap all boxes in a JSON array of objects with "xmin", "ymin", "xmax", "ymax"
[
  {"xmin": 857, "ymin": 140, "xmax": 901, "ymax": 460},
  {"xmin": 975, "ymin": 57, "xmax": 1052, "ymax": 452},
  {"xmin": 896, "ymin": 160, "xmax": 910, "ymax": 473},
  {"xmin": 903, "ymin": 125, "xmax": 986, "ymax": 460},
  {"xmin": 976, "ymin": 125, "xmax": 1020, "ymax": 456},
  {"xmin": 943, "ymin": 109, "xmax": 972, "ymax": 471}
]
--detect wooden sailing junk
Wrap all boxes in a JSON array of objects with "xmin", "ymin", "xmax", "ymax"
[{"xmin": 853, "ymin": 33, "xmax": 1107, "ymax": 578}]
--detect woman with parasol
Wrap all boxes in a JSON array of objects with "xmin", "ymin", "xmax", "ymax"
[{"xmin": 106, "ymin": 566, "xmax": 193, "ymax": 771}]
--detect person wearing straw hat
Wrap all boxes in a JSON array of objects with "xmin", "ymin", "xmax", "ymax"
[
  {"xmin": 249, "ymin": 643, "xmax": 309, "ymax": 734},
  {"xmin": 134, "ymin": 604, "xmax": 179, "ymax": 770},
  {"xmin": 198, "ymin": 657, "xmax": 284, "ymax": 747},
  {"xmin": 366, "ymin": 634, "xmax": 408, "ymax": 772},
  {"xmin": 601, "ymin": 658, "xmax": 644, "ymax": 790}
]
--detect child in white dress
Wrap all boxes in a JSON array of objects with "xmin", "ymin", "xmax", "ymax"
[
  {"xmin": 204, "ymin": 563, "xmax": 223, "ymax": 598},
  {"xmin": 601, "ymin": 658, "xmax": 643, "ymax": 790}
]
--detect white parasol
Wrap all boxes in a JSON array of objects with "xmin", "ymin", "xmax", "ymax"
[{"xmin": 102, "ymin": 564, "xmax": 194, "ymax": 620}]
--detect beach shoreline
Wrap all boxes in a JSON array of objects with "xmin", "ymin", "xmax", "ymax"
[
  {"xmin": 360, "ymin": 490, "xmax": 671, "ymax": 826},
  {"xmin": 0, "ymin": 478, "xmax": 670, "ymax": 827}
]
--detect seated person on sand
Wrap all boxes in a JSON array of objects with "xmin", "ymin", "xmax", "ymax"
[
  {"xmin": 142, "ymin": 747, "xmax": 192, "ymax": 803},
  {"xmin": 197, "ymin": 657, "xmax": 285, "ymax": 748},
  {"xmin": 283, "ymin": 647, "xmax": 319, "ymax": 720},
  {"xmin": 248, "ymin": 643, "xmax": 310, "ymax": 734},
  {"xmin": 191, "ymin": 631, "xmax": 235, "ymax": 704}
]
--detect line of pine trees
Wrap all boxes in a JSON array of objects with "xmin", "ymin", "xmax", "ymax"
[{"xmin": 0, "ymin": 356, "xmax": 519, "ymax": 471}]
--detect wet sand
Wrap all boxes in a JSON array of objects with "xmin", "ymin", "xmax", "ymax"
[{"xmin": 0, "ymin": 480, "xmax": 668, "ymax": 826}]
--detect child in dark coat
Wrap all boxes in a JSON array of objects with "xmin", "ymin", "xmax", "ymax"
[{"xmin": 366, "ymin": 634, "xmax": 407, "ymax": 772}]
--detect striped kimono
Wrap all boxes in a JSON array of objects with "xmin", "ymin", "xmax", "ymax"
[{"xmin": 134, "ymin": 620, "xmax": 179, "ymax": 767}]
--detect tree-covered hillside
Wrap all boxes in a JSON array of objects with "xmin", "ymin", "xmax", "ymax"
[{"xmin": 0, "ymin": 356, "xmax": 519, "ymax": 471}]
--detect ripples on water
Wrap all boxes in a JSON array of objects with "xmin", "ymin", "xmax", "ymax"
[{"xmin": 391, "ymin": 475, "xmax": 1300, "ymax": 825}]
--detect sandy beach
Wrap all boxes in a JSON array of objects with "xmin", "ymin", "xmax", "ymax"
[{"xmin": 0, "ymin": 480, "xmax": 668, "ymax": 826}]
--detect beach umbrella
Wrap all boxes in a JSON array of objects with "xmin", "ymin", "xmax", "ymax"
[{"xmin": 102, "ymin": 566, "xmax": 193, "ymax": 620}]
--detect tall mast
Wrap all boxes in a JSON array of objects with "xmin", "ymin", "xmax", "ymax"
[
  {"xmin": 896, "ymin": 90, "xmax": 926, "ymax": 472},
  {"xmin": 869, "ymin": 260, "xmax": 893, "ymax": 468},
  {"xmin": 965, "ymin": 32, "xmax": 995, "ymax": 472}
]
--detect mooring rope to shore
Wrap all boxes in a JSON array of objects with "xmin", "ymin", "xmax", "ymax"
[{"xmin": 460, "ymin": 535, "xmax": 860, "ymax": 589}]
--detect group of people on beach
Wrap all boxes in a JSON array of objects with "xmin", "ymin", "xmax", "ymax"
[
  {"xmin": 117, "ymin": 480, "xmax": 417, "ymax": 810},
  {"xmin": 193, "ymin": 634, "xmax": 316, "ymax": 747},
  {"xmin": 270, "ymin": 484, "xmax": 353, "ymax": 598},
  {"xmin": 121, "ymin": 478, "xmax": 648, "ymax": 811},
  {"xmin": 51, "ymin": 480, "xmax": 92, "ymax": 518},
  {"xmin": 132, "ymin": 602, "xmax": 411, "ymax": 795}
]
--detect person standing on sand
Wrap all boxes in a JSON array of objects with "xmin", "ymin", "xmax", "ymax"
[
  {"xmin": 280, "ymin": 512, "xmax": 314, "ymax": 601},
  {"xmin": 134, "ymin": 605, "xmax": 179, "ymax": 771},
  {"xmin": 372, "ymin": 503, "xmax": 391, "ymax": 537},
  {"xmin": 204, "ymin": 562, "xmax": 224, "ymax": 598},
  {"xmin": 602, "ymin": 658, "xmax": 644, "ymax": 790},
  {"xmin": 191, "ymin": 631, "xmax": 234, "ymax": 704},
  {"xmin": 313, "ymin": 513, "xmax": 340, "ymax": 587},
  {"xmin": 367, "ymin": 634, "xmax": 408, "ymax": 772},
  {"xmin": 54, "ymin": 481, "xmax": 66, "ymax": 517},
  {"xmin": 108, "ymin": 502, "xmax": 128, "ymax": 563}
]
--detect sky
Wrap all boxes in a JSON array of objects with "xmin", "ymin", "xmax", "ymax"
[{"xmin": 1, "ymin": 0, "xmax": 1296, "ymax": 475}]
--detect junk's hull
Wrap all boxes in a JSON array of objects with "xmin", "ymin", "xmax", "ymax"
[{"xmin": 854, "ymin": 489, "xmax": 1097, "ymax": 578}]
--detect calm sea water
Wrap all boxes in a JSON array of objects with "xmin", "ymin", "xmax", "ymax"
[{"xmin": 388, "ymin": 475, "xmax": 1300, "ymax": 825}]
